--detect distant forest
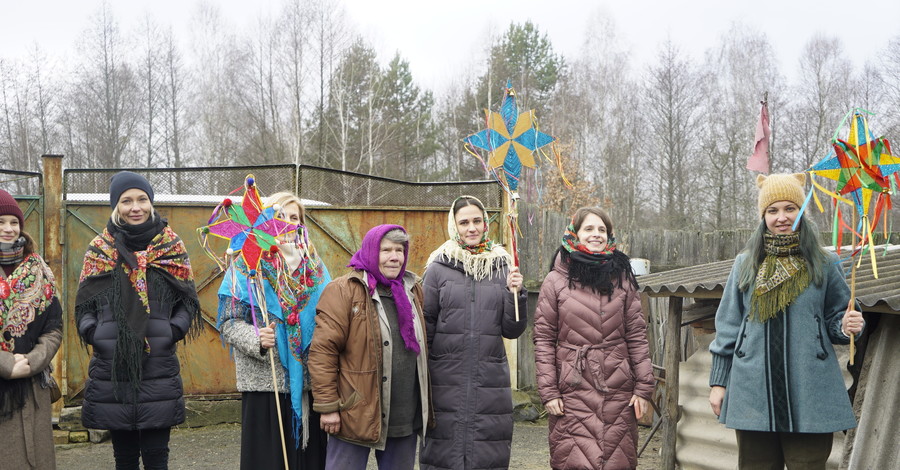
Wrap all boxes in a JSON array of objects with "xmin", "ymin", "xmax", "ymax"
[{"xmin": 2, "ymin": 0, "xmax": 900, "ymax": 231}]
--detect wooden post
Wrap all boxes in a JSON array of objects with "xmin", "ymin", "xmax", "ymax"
[
  {"xmin": 41, "ymin": 154, "xmax": 65, "ymax": 415},
  {"xmin": 500, "ymin": 190, "xmax": 518, "ymax": 389},
  {"xmin": 662, "ymin": 296, "xmax": 683, "ymax": 469}
]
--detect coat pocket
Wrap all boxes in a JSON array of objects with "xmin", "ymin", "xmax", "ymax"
[
  {"xmin": 734, "ymin": 318, "xmax": 749, "ymax": 359},
  {"xmin": 338, "ymin": 368, "xmax": 374, "ymax": 409},
  {"xmin": 586, "ymin": 352, "xmax": 610, "ymax": 392},
  {"xmin": 814, "ymin": 315, "xmax": 829, "ymax": 360},
  {"xmin": 558, "ymin": 360, "xmax": 578, "ymax": 392}
]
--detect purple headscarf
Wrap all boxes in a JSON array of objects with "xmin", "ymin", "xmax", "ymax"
[{"xmin": 347, "ymin": 224, "xmax": 419, "ymax": 354}]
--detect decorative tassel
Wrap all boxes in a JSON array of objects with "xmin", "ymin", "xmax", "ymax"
[{"xmin": 751, "ymin": 258, "xmax": 810, "ymax": 322}]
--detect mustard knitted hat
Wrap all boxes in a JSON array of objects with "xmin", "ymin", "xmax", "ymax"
[{"xmin": 756, "ymin": 173, "xmax": 806, "ymax": 216}]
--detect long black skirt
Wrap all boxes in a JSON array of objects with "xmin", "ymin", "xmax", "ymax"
[{"xmin": 240, "ymin": 391, "xmax": 327, "ymax": 470}]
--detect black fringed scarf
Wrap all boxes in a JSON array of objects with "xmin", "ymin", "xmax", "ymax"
[
  {"xmin": 557, "ymin": 221, "xmax": 637, "ymax": 298},
  {"xmin": 74, "ymin": 215, "xmax": 201, "ymax": 398}
]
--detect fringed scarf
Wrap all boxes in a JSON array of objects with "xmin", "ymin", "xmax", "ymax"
[
  {"xmin": 0, "ymin": 253, "xmax": 62, "ymax": 421},
  {"xmin": 348, "ymin": 224, "xmax": 420, "ymax": 354},
  {"xmin": 751, "ymin": 231, "xmax": 809, "ymax": 322},
  {"xmin": 216, "ymin": 234, "xmax": 330, "ymax": 449},
  {"xmin": 0, "ymin": 237, "xmax": 26, "ymax": 266},
  {"xmin": 75, "ymin": 215, "xmax": 201, "ymax": 397},
  {"xmin": 425, "ymin": 196, "xmax": 512, "ymax": 282},
  {"xmin": 559, "ymin": 221, "xmax": 637, "ymax": 298}
]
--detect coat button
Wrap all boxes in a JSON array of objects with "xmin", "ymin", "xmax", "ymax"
[
  {"xmin": 384, "ymin": 341, "xmax": 389, "ymax": 346},
  {"xmin": 382, "ymin": 376, "xmax": 387, "ymax": 383}
]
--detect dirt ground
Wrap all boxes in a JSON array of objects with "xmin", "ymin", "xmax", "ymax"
[{"xmin": 56, "ymin": 420, "xmax": 663, "ymax": 469}]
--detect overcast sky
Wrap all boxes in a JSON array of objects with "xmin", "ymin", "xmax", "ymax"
[{"xmin": 1, "ymin": 0, "xmax": 898, "ymax": 92}]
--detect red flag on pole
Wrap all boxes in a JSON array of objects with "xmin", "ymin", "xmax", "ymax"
[{"xmin": 747, "ymin": 100, "xmax": 770, "ymax": 174}]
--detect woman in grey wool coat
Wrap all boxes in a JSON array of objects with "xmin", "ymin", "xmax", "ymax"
[
  {"xmin": 709, "ymin": 173, "xmax": 865, "ymax": 469},
  {"xmin": 419, "ymin": 195, "xmax": 527, "ymax": 470}
]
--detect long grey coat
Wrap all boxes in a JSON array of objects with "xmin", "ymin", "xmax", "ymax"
[
  {"xmin": 419, "ymin": 257, "xmax": 527, "ymax": 470},
  {"xmin": 0, "ymin": 298, "xmax": 63, "ymax": 470},
  {"xmin": 709, "ymin": 252, "xmax": 858, "ymax": 433}
]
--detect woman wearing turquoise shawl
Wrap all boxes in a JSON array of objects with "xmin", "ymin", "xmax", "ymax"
[{"xmin": 217, "ymin": 192, "xmax": 329, "ymax": 470}]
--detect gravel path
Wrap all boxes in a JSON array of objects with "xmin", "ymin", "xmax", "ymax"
[{"xmin": 56, "ymin": 420, "xmax": 663, "ymax": 469}]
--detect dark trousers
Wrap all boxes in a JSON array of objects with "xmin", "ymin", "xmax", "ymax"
[
  {"xmin": 735, "ymin": 430, "xmax": 833, "ymax": 470},
  {"xmin": 240, "ymin": 391, "xmax": 327, "ymax": 470},
  {"xmin": 324, "ymin": 433, "xmax": 417, "ymax": 470},
  {"xmin": 109, "ymin": 428, "xmax": 172, "ymax": 470}
]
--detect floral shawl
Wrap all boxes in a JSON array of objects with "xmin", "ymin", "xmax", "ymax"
[
  {"xmin": 217, "ymin": 243, "xmax": 330, "ymax": 448},
  {"xmin": 75, "ymin": 223, "xmax": 201, "ymax": 394}
]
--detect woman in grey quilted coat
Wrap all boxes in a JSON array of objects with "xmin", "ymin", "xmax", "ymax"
[
  {"xmin": 419, "ymin": 196, "xmax": 527, "ymax": 470},
  {"xmin": 534, "ymin": 207, "xmax": 654, "ymax": 470}
]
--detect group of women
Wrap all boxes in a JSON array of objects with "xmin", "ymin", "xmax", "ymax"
[{"xmin": 0, "ymin": 170, "xmax": 863, "ymax": 470}]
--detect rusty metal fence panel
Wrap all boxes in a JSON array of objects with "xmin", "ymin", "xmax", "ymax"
[{"xmin": 60, "ymin": 165, "xmax": 503, "ymax": 400}]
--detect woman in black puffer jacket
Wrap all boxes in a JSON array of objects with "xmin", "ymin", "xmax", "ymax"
[{"xmin": 75, "ymin": 172, "xmax": 201, "ymax": 470}]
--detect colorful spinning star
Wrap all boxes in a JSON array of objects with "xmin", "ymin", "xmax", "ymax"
[
  {"xmin": 464, "ymin": 80, "xmax": 556, "ymax": 191},
  {"xmin": 202, "ymin": 175, "xmax": 297, "ymax": 271}
]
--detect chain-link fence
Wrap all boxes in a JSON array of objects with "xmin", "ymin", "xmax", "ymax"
[
  {"xmin": 1, "ymin": 169, "xmax": 42, "ymax": 196},
  {"xmin": 63, "ymin": 164, "xmax": 501, "ymax": 208},
  {"xmin": 64, "ymin": 165, "xmax": 297, "ymax": 204},
  {"xmin": 298, "ymin": 165, "xmax": 500, "ymax": 208}
]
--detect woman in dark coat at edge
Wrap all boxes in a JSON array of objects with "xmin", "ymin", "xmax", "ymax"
[
  {"xmin": 75, "ymin": 172, "xmax": 201, "ymax": 470},
  {"xmin": 419, "ymin": 195, "xmax": 527, "ymax": 470},
  {"xmin": 0, "ymin": 188, "xmax": 63, "ymax": 470}
]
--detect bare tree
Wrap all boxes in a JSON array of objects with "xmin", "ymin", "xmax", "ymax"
[
  {"xmin": 785, "ymin": 35, "xmax": 853, "ymax": 171},
  {"xmin": 188, "ymin": 2, "xmax": 243, "ymax": 167},
  {"xmin": 696, "ymin": 23, "xmax": 783, "ymax": 230},
  {"xmin": 68, "ymin": 2, "xmax": 140, "ymax": 168},
  {"xmin": 644, "ymin": 40, "xmax": 700, "ymax": 229},
  {"xmin": 278, "ymin": 0, "xmax": 312, "ymax": 165},
  {"xmin": 549, "ymin": 11, "xmax": 645, "ymax": 224},
  {"xmin": 137, "ymin": 14, "xmax": 165, "ymax": 167},
  {"xmin": 307, "ymin": 0, "xmax": 350, "ymax": 166},
  {"xmin": 161, "ymin": 26, "xmax": 188, "ymax": 169}
]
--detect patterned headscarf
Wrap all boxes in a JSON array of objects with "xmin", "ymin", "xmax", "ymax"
[
  {"xmin": 556, "ymin": 213, "xmax": 636, "ymax": 297},
  {"xmin": 348, "ymin": 224, "xmax": 419, "ymax": 354},
  {"xmin": 425, "ymin": 196, "xmax": 512, "ymax": 281}
]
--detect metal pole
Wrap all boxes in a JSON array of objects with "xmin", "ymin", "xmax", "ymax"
[{"xmin": 41, "ymin": 154, "xmax": 65, "ymax": 416}]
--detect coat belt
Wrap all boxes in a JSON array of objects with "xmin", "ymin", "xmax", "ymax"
[{"xmin": 558, "ymin": 340, "xmax": 623, "ymax": 392}]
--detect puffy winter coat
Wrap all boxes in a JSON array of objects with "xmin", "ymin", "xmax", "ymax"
[
  {"xmin": 709, "ymin": 252, "xmax": 857, "ymax": 433},
  {"xmin": 419, "ymin": 257, "xmax": 527, "ymax": 470},
  {"xmin": 534, "ymin": 254, "xmax": 654, "ymax": 470},
  {"xmin": 308, "ymin": 270, "xmax": 431, "ymax": 450},
  {"xmin": 77, "ymin": 294, "xmax": 192, "ymax": 431}
]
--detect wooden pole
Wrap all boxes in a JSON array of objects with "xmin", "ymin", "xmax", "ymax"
[
  {"xmin": 501, "ymin": 188, "xmax": 519, "ymax": 389},
  {"xmin": 251, "ymin": 279, "xmax": 291, "ymax": 470},
  {"xmin": 661, "ymin": 296, "xmax": 683, "ymax": 469},
  {"xmin": 848, "ymin": 207, "xmax": 858, "ymax": 365},
  {"xmin": 848, "ymin": 263, "xmax": 857, "ymax": 366},
  {"xmin": 503, "ymin": 190, "xmax": 519, "ymax": 321}
]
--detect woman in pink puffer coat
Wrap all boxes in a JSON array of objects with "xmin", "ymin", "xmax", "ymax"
[{"xmin": 534, "ymin": 207, "xmax": 654, "ymax": 470}]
